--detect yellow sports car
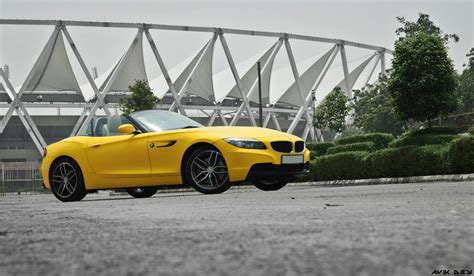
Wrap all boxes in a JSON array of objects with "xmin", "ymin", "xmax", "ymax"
[{"xmin": 41, "ymin": 110, "xmax": 310, "ymax": 202}]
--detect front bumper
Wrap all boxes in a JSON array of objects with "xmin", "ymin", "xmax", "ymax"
[
  {"xmin": 213, "ymin": 138, "xmax": 310, "ymax": 182},
  {"xmin": 246, "ymin": 162, "xmax": 310, "ymax": 181}
]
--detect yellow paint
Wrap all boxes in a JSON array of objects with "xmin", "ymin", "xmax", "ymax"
[
  {"xmin": 41, "ymin": 126, "xmax": 310, "ymax": 190},
  {"xmin": 117, "ymin": 124, "xmax": 137, "ymax": 134}
]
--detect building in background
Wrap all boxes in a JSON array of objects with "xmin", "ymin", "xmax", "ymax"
[{"xmin": 0, "ymin": 19, "xmax": 391, "ymax": 162}]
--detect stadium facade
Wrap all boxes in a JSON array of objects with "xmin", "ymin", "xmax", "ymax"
[{"xmin": 0, "ymin": 19, "xmax": 392, "ymax": 162}]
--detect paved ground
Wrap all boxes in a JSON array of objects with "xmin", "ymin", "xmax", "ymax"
[{"xmin": 0, "ymin": 182, "xmax": 473, "ymax": 276}]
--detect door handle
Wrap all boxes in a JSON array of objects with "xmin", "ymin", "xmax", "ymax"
[
  {"xmin": 91, "ymin": 144, "xmax": 101, "ymax": 148},
  {"xmin": 151, "ymin": 140, "xmax": 177, "ymax": 148}
]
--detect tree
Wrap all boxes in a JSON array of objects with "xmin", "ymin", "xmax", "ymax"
[
  {"xmin": 387, "ymin": 33, "xmax": 459, "ymax": 126},
  {"xmin": 313, "ymin": 87, "xmax": 350, "ymax": 141},
  {"xmin": 456, "ymin": 48, "xmax": 474, "ymax": 112},
  {"xmin": 396, "ymin": 13, "xmax": 459, "ymax": 44},
  {"xmin": 119, "ymin": 80, "xmax": 160, "ymax": 116},
  {"xmin": 352, "ymin": 74, "xmax": 407, "ymax": 136}
]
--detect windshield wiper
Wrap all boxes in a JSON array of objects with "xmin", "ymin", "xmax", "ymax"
[{"xmin": 181, "ymin": 125, "xmax": 200, "ymax": 129}]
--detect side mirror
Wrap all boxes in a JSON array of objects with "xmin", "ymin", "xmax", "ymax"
[{"xmin": 117, "ymin": 124, "xmax": 139, "ymax": 135}]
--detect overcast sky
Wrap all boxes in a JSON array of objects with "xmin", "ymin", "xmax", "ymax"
[{"xmin": 0, "ymin": 0, "xmax": 472, "ymax": 92}]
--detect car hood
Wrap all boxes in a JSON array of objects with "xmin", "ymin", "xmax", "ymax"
[{"xmin": 163, "ymin": 126, "xmax": 301, "ymax": 140}]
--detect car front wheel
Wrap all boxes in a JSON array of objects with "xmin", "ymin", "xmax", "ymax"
[
  {"xmin": 253, "ymin": 180, "xmax": 288, "ymax": 191},
  {"xmin": 184, "ymin": 147, "xmax": 231, "ymax": 194},
  {"xmin": 50, "ymin": 158, "xmax": 87, "ymax": 202}
]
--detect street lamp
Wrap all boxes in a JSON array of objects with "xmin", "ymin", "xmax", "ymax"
[{"xmin": 311, "ymin": 89, "xmax": 317, "ymax": 141}]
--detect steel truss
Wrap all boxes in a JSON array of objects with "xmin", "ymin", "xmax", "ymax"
[{"xmin": 0, "ymin": 19, "xmax": 392, "ymax": 155}]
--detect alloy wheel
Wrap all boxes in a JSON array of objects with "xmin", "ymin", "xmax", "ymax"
[
  {"xmin": 190, "ymin": 150, "xmax": 229, "ymax": 190},
  {"xmin": 52, "ymin": 162, "xmax": 78, "ymax": 199}
]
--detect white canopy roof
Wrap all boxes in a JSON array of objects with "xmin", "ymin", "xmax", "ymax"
[
  {"xmin": 270, "ymin": 48, "xmax": 333, "ymax": 105},
  {"xmin": 316, "ymin": 54, "xmax": 375, "ymax": 109},
  {"xmin": 79, "ymin": 31, "xmax": 148, "ymax": 101},
  {"xmin": 213, "ymin": 42, "xmax": 279, "ymax": 104},
  {"xmin": 149, "ymin": 37, "xmax": 215, "ymax": 101},
  {"xmin": 103, "ymin": 32, "xmax": 148, "ymax": 92},
  {"xmin": 274, "ymin": 47, "xmax": 334, "ymax": 106},
  {"xmin": 335, "ymin": 54, "xmax": 375, "ymax": 96},
  {"xmin": 21, "ymin": 28, "xmax": 82, "ymax": 97}
]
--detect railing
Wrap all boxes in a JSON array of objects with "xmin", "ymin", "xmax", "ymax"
[{"xmin": 0, "ymin": 162, "xmax": 45, "ymax": 195}]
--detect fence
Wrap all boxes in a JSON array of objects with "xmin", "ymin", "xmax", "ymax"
[{"xmin": 0, "ymin": 162, "xmax": 45, "ymax": 195}]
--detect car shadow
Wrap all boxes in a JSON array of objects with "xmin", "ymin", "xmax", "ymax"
[{"xmin": 82, "ymin": 192, "xmax": 205, "ymax": 202}]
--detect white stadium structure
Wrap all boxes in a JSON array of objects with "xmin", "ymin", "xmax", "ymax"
[{"xmin": 0, "ymin": 19, "xmax": 392, "ymax": 161}]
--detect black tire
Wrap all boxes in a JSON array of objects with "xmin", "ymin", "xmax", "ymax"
[
  {"xmin": 126, "ymin": 187, "xmax": 158, "ymax": 198},
  {"xmin": 49, "ymin": 157, "xmax": 87, "ymax": 202},
  {"xmin": 183, "ymin": 146, "xmax": 231, "ymax": 194},
  {"xmin": 253, "ymin": 180, "xmax": 288, "ymax": 191}
]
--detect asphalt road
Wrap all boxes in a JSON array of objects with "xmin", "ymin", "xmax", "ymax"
[{"xmin": 0, "ymin": 182, "xmax": 473, "ymax": 276}]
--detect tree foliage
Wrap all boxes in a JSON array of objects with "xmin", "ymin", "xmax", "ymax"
[
  {"xmin": 455, "ymin": 48, "xmax": 474, "ymax": 112},
  {"xmin": 396, "ymin": 13, "xmax": 459, "ymax": 44},
  {"xmin": 119, "ymin": 80, "xmax": 160, "ymax": 116},
  {"xmin": 387, "ymin": 33, "xmax": 459, "ymax": 125},
  {"xmin": 313, "ymin": 87, "xmax": 350, "ymax": 141},
  {"xmin": 352, "ymin": 74, "xmax": 407, "ymax": 136}
]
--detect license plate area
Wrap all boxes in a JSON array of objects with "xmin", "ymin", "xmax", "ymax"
[{"xmin": 281, "ymin": 155, "xmax": 304, "ymax": 164}]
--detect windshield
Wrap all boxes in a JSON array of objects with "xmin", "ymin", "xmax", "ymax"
[{"xmin": 130, "ymin": 110, "xmax": 203, "ymax": 132}]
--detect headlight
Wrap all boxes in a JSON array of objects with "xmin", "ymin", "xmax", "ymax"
[{"xmin": 224, "ymin": 138, "xmax": 266, "ymax": 149}]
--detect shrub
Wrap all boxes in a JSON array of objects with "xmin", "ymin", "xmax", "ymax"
[
  {"xmin": 388, "ymin": 134, "xmax": 458, "ymax": 148},
  {"xmin": 366, "ymin": 145, "xmax": 450, "ymax": 178},
  {"xmin": 312, "ymin": 151, "xmax": 369, "ymax": 181},
  {"xmin": 402, "ymin": 126, "xmax": 457, "ymax": 137},
  {"xmin": 335, "ymin": 133, "xmax": 394, "ymax": 149},
  {"xmin": 309, "ymin": 160, "xmax": 318, "ymax": 180},
  {"xmin": 306, "ymin": 142, "xmax": 334, "ymax": 157},
  {"xmin": 469, "ymin": 125, "xmax": 474, "ymax": 135},
  {"xmin": 326, "ymin": 142, "xmax": 376, "ymax": 155},
  {"xmin": 448, "ymin": 136, "xmax": 474, "ymax": 173}
]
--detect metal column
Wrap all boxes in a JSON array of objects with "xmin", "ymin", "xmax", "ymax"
[
  {"xmin": 230, "ymin": 39, "xmax": 282, "ymax": 126},
  {"xmin": 219, "ymin": 32, "xmax": 257, "ymax": 126},
  {"xmin": 339, "ymin": 43, "xmax": 352, "ymax": 97},
  {"xmin": 287, "ymin": 45, "xmax": 339, "ymax": 135},
  {"xmin": 145, "ymin": 29, "xmax": 186, "ymax": 115},
  {"xmin": 284, "ymin": 37, "xmax": 315, "ymax": 140},
  {"xmin": 79, "ymin": 29, "xmax": 144, "ymax": 131}
]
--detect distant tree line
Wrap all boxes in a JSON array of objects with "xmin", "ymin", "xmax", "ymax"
[{"xmin": 314, "ymin": 13, "xmax": 472, "ymax": 138}]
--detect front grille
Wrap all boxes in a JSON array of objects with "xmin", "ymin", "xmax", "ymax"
[
  {"xmin": 271, "ymin": 141, "xmax": 292, "ymax": 153},
  {"xmin": 295, "ymin": 141, "xmax": 305, "ymax": 152}
]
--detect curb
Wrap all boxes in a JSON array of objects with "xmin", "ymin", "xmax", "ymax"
[{"xmin": 307, "ymin": 173, "xmax": 474, "ymax": 186}]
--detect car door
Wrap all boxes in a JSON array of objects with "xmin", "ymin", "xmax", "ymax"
[
  {"xmin": 86, "ymin": 133, "xmax": 151, "ymax": 178},
  {"xmin": 147, "ymin": 133, "xmax": 188, "ymax": 177}
]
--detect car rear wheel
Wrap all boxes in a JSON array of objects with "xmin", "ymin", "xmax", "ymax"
[
  {"xmin": 126, "ymin": 187, "xmax": 158, "ymax": 198},
  {"xmin": 184, "ymin": 147, "xmax": 231, "ymax": 194},
  {"xmin": 50, "ymin": 158, "xmax": 87, "ymax": 202},
  {"xmin": 253, "ymin": 180, "xmax": 288, "ymax": 191}
]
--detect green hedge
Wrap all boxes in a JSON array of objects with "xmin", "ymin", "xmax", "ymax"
[
  {"xmin": 402, "ymin": 126, "xmax": 457, "ymax": 137},
  {"xmin": 366, "ymin": 145, "xmax": 450, "ymax": 178},
  {"xmin": 388, "ymin": 134, "xmax": 458, "ymax": 148},
  {"xmin": 448, "ymin": 136, "xmax": 474, "ymax": 173},
  {"xmin": 335, "ymin": 133, "xmax": 394, "ymax": 149},
  {"xmin": 312, "ymin": 151, "xmax": 369, "ymax": 181},
  {"xmin": 326, "ymin": 142, "xmax": 376, "ymax": 155},
  {"xmin": 306, "ymin": 142, "xmax": 334, "ymax": 156},
  {"xmin": 469, "ymin": 125, "xmax": 474, "ymax": 135},
  {"xmin": 309, "ymin": 132, "xmax": 473, "ymax": 182}
]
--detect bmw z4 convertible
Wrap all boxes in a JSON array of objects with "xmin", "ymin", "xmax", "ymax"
[{"xmin": 41, "ymin": 110, "xmax": 310, "ymax": 202}]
